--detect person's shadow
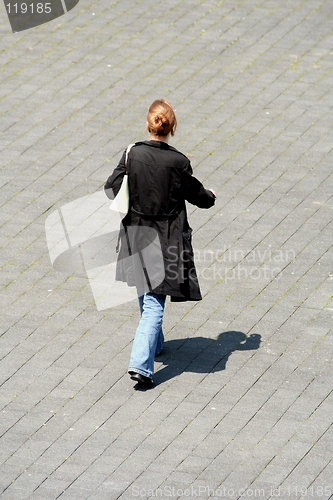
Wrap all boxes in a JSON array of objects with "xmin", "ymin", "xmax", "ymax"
[{"xmin": 153, "ymin": 331, "xmax": 261, "ymax": 386}]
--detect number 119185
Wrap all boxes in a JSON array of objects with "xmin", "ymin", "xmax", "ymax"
[{"xmin": 6, "ymin": 3, "xmax": 51, "ymax": 14}]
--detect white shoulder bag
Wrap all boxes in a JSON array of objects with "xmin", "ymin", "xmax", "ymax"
[{"xmin": 110, "ymin": 143, "xmax": 135, "ymax": 214}]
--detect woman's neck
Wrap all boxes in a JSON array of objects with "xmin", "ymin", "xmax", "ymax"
[{"xmin": 150, "ymin": 134, "xmax": 169, "ymax": 144}]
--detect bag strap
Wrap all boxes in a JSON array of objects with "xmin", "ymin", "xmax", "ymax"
[{"xmin": 125, "ymin": 143, "xmax": 135, "ymax": 172}]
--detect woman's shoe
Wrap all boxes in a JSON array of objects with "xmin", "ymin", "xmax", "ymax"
[{"xmin": 129, "ymin": 371, "xmax": 154, "ymax": 387}]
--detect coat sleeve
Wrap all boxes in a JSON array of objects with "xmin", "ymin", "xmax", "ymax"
[
  {"xmin": 181, "ymin": 161, "xmax": 215, "ymax": 209},
  {"xmin": 104, "ymin": 150, "xmax": 126, "ymax": 199}
]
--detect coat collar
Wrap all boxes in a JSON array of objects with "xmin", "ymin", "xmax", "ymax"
[
  {"xmin": 139, "ymin": 140, "xmax": 182, "ymax": 155},
  {"xmin": 141, "ymin": 140, "xmax": 170, "ymax": 149}
]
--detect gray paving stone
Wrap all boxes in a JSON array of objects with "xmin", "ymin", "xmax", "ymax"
[{"xmin": 1, "ymin": 0, "xmax": 333, "ymax": 498}]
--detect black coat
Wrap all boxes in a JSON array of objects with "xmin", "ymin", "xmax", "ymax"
[{"xmin": 104, "ymin": 140, "xmax": 215, "ymax": 301}]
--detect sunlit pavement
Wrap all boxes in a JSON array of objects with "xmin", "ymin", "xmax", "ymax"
[{"xmin": 0, "ymin": 0, "xmax": 332, "ymax": 498}]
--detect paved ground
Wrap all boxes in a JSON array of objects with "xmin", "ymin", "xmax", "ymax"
[{"xmin": 0, "ymin": 0, "xmax": 332, "ymax": 499}]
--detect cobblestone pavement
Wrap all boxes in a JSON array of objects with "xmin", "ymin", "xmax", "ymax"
[{"xmin": 0, "ymin": 0, "xmax": 333, "ymax": 499}]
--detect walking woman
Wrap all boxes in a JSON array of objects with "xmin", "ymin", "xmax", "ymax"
[{"xmin": 105, "ymin": 99, "xmax": 216, "ymax": 387}]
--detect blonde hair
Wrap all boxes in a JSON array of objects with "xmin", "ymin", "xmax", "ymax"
[{"xmin": 147, "ymin": 99, "xmax": 177, "ymax": 137}]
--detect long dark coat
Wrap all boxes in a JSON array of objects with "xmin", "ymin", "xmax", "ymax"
[{"xmin": 104, "ymin": 140, "xmax": 215, "ymax": 301}]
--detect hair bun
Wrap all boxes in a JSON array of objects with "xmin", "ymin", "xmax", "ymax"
[
  {"xmin": 153, "ymin": 114, "xmax": 167, "ymax": 134},
  {"xmin": 147, "ymin": 100, "xmax": 177, "ymax": 137}
]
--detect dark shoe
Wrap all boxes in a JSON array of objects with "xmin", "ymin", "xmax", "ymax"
[{"xmin": 129, "ymin": 371, "xmax": 154, "ymax": 387}]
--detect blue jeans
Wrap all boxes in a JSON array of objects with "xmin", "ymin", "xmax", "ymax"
[{"xmin": 129, "ymin": 292, "xmax": 166, "ymax": 379}]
